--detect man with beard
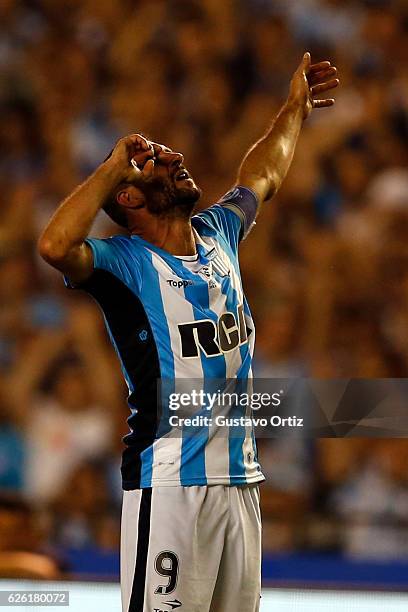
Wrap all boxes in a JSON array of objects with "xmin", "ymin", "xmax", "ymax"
[{"xmin": 39, "ymin": 53, "xmax": 338, "ymax": 612}]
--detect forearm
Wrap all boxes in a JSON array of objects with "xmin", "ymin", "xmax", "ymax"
[
  {"xmin": 39, "ymin": 160, "xmax": 121, "ymax": 260},
  {"xmin": 238, "ymin": 99, "xmax": 304, "ymax": 202}
]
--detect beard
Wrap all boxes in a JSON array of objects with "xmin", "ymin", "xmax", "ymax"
[{"xmin": 139, "ymin": 175, "xmax": 202, "ymax": 219}]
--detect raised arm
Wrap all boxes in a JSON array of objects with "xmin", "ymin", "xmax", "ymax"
[
  {"xmin": 38, "ymin": 134, "xmax": 153, "ymax": 283},
  {"xmin": 238, "ymin": 53, "xmax": 339, "ymax": 206}
]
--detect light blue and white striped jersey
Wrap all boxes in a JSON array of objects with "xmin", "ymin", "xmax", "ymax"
[{"xmin": 70, "ymin": 186, "xmax": 264, "ymax": 488}]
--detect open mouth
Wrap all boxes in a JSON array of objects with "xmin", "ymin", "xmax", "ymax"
[{"xmin": 174, "ymin": 167, "xmax": 190, "ymax": 182}]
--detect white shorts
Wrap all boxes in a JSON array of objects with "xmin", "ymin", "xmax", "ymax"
[{"xmin": 121, "ymin": 485, "xmax": 262, "ymax": 612}]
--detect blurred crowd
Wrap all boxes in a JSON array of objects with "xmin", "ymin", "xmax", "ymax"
[{"xmin": 1, "ymin": 0, "xmax": 408, "ymax": 577}]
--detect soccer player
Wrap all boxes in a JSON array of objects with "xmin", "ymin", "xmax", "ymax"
[{"xmin": 39, "ymin": 53, "xmax": 338, "ymax": 612}]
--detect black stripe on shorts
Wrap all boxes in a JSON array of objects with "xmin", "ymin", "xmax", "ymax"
[{"xmin": 128, "ymin": 488, "xmax": 152, "ymax": 612}]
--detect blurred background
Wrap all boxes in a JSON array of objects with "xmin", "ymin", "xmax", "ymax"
[{"xmin": 1, "ymin": 0, "xmax": 408, "ymax": 588}]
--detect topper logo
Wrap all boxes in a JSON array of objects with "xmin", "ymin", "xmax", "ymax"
[{"xmin": 166, "ymin": 279, "xmax": 194, "ymax": 289}]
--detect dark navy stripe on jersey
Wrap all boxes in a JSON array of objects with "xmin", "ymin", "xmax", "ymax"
[
  {"xmin": 128, "ymin": 488, "xmax": 152, "ymax": 611},
  {"xmin": 78, "ymin": 269, "xmax": 161, "ymax": 490}
]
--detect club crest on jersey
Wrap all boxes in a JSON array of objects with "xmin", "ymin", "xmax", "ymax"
[
  {"xmin": 178, "ymin": 304, "xmax": 252, "ymax": 358},
  {"xmin": 199, "ymin": 265, "xmax": 212, "ymax": 278},
  {"xmin": 203, "ymin": 249, "xmax": 231, "ymax": 278}
]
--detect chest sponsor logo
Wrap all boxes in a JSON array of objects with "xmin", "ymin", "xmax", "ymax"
[{"xmin": 178, "ymin": 304, "xmax": 252, "ymax": 358}]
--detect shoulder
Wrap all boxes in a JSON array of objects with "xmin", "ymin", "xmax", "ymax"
[
  {"xmin": 85, "ymin": 234, "xmax": 145, "ymax": 263},
  {"xmin": 77, "ymin": 235, "xmax": 145, "ymax": 293},
  {"xmin": 193, "ymin": 186, "xmax": 259, "ymax": 245},
  {"xmin": 192, "ymin": 204, "xmax": 233, "ymax": 233}
]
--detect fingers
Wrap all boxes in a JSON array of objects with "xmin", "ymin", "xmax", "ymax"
[
  {"xmin": 130, "ymin": 157, "xmax": 142, "ymax": 173},
  {"xmin": 152, "ymin": 142, "xmax": 166, "ymax": 151},
  {"xmin": 127, "ymin": 134, "xmax": 151, "ymax": 151},
  {"xmin": 309, "ymin": 66, "xmax": 337, "ymax": 86},
  {"xmin": 311, "ymin": 78, "xmax": 339, "ymax": 96},
  {"xmin": 313, "ymin": 99, "xmax": 335, "ymax": 108},
  {"xmin": 124, "ymin": 135, "xmax": 154, "ymax": 166},
  {"xmin": 299, "ymin": 54, "xmax": 334, "ymax": 76},
  {"xmin": 116, "ymin": 134, "xmax": 153, "ymax": 168},
  {"xmin": 302, "ymin": 51, "xmax": 311, "ymax": 73},
  {"xmin": 290, "ymin": 53, "xmax": 339, "ymax": 116},
  {"xmin": 128, "ymin": 133, "xmax": 154, "ymax": 176},
  {"xmin": 308, "ymin": 59, "xmax": 339, "ymax": 111},
  {"xmin": 299, "ymin": 53, "xmax": 338, "ymax": 84},
  {"xmin": 152, "ymin": 143, "xmax": 165, "ymax": 157},
  {"xmin": 143, "ymin": 158, "xmax": 155, "ymax": 176},
  {"xmin": 131, "ymin": 156, "xmax": 155, "ymax": 177},
  {"xmin": 310, "ymin": 72, "xmax": 339, "ymax": 110},
  {"xmin": 309, "ymin": 61, "xmax": 332, "ymax": 73}
]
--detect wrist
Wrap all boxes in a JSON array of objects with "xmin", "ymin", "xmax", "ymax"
[
  {"xmin": 284, "ymin": 96, "xmax": 306, "ymax": 117},
  {"xmin": 100, "ymin": 157, "xmax": 127, "ymax": 185}
]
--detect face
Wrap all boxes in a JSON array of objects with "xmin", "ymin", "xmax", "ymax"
[{"xmin": 119, "ymin": 142, "xmax": 201, "ymax": 219}]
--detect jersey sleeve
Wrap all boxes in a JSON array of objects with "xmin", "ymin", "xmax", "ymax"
[
  {"xmin": 86, "ymin": 237, "xmax": 121, "ymax": 275},
  {"xmin": 194, "ymin": 186, "xmax": 259, "ymax": 251},
  {"xmin": 64, "ymin": 237, "xmax": 143, "ymax": 293}
]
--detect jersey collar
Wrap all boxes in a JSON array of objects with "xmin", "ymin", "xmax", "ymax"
[{"xmin": 130, "ymin": 229, "xmax": 214, "ymax": 264}]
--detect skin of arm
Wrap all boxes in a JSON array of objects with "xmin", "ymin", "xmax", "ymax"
[
  {"xmin": 38, "ymin": 134, "xmax": 154, "ymax": 283},
  {"xmin": 238, "ymin": 52, "xmax": 339, "ymax": 206}
]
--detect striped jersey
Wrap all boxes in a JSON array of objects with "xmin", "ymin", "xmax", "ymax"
[{"xmin": 68, "ymin": 186, "xmax": 265, "ymax": 489}]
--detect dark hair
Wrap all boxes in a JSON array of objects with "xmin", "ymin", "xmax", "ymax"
[{"xmin": 103, "ymin": 193, "xmax": 129, "ymax": 229}]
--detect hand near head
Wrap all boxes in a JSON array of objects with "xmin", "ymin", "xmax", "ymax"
[
  {"xmin": 289, "ymin": 52, "xmax": 339, "ymax": 120},
  {"xmin": 106, "ymin": 133, "xmax": 155, "ymax": 182}
]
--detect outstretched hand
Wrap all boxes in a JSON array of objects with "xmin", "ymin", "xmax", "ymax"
[{"xmin": 289, "ymin": 52, "xmax": 339, "ymax": 120}]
